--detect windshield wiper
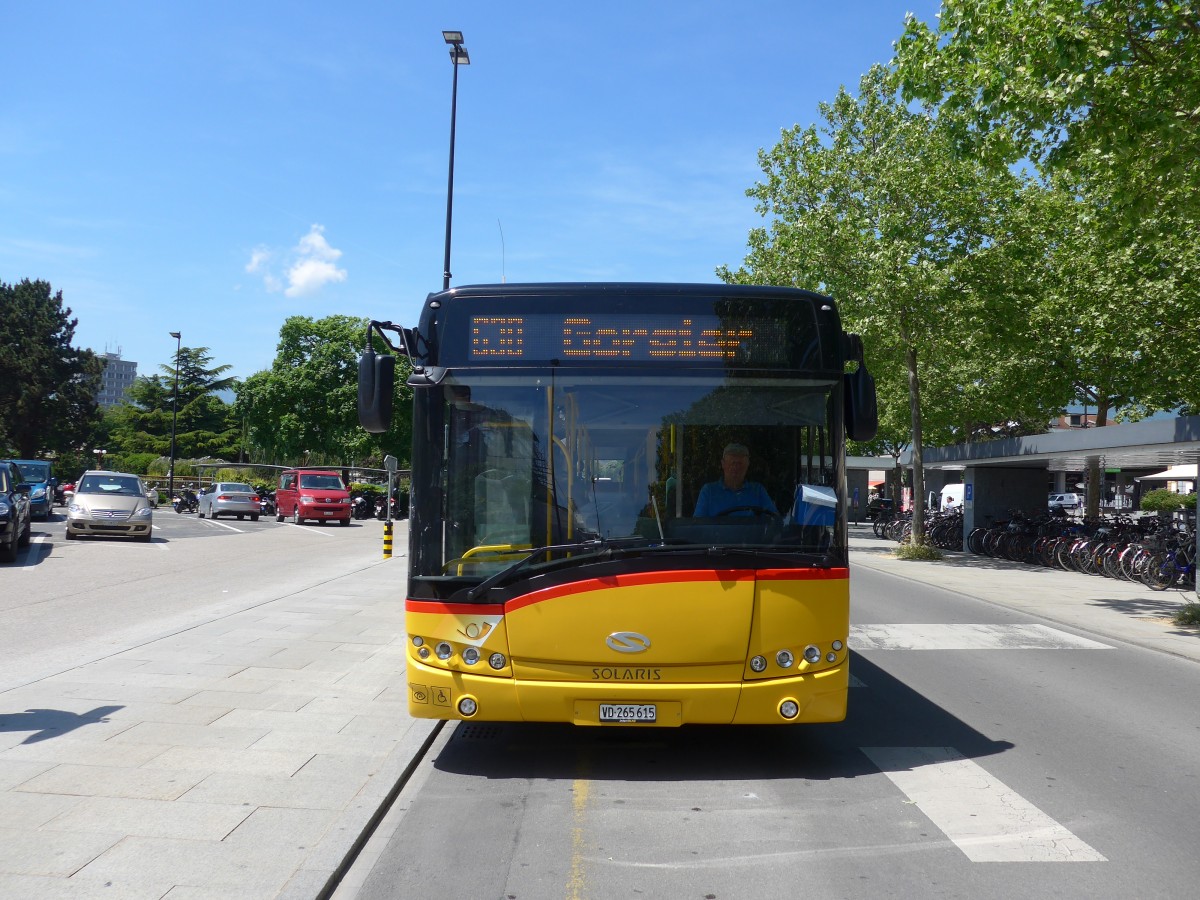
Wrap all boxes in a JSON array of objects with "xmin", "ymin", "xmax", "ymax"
[
  {"xmin": 465, "ymin": 536, "xmax": 652, "ymax": 600},
  {"xmin": 464, "ymin": 540, "xmax": 838, "ymax": 600}
]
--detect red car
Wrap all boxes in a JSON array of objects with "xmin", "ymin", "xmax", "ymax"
[{"xmin": 274, "ymin": 469, "xmax": 351, "ymax": 525}]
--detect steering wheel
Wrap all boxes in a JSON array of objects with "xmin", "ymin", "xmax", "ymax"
[{"xmin": 717, "ymin": 505, "xmax": 779, "ymax": 518}]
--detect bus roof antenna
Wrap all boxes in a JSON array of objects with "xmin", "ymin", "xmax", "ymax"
[{"xmin": 498, "ymin": 219, "xmax": 506, "ymax": 283}]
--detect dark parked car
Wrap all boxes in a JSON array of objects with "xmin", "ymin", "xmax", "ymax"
[
  {"xmin": 865, "ymin": 497, "xmax": 894, "ymax": 520},
  {"xmin": 6, "ymin": 458, "xmax": 54, "ymax": 520},
  {"xmin": 0, "ymin": 460, "xmax": 33, "ymax": 562}
]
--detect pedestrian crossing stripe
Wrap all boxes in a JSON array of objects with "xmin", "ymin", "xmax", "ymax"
[
  {"xmin": 862, "ymin": 746, "xmax": 1106, "ymax": 862},
  {"xmin": 850, "ymin": 623, "xmax": 1112, "ymax": 651}
]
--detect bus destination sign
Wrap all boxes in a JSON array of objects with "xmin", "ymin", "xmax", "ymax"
[{"xmin": 469, "ymin": 314, "xmax": 790, "ymax": 363}]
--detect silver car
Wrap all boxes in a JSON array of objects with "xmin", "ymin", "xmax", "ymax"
[
  {"xmin": 198, "ymin": 482, "xmax": 261, "ymax": 521},
  {"xmin": 65, "ymin": 470, "xmax": 154, "ymax": 542}
]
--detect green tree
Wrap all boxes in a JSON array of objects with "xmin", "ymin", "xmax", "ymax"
[
  {"xmin": 898, "ymin": 5, "xmax": 1200, "ymax": 513},
  {"xmin": 720, "ymin": 65, "xmax": 1062, "ymax": 541},
  {"xmin": 1019, "ymin": 172, "xmax": 1200, "ymax": 515},
  {"xmin": 108, "ymin": 347, "xmax": 239, "ymax": 461},
  {"xmin": 896, "ymin": 0, "xmax": 1200, "ymax": 227},
  {"xmin": 235, "ymin": 315, "xmax": 412, "ymax": 467},
  {"xmin": 0, "ymin": 279, "xmax": 103, "ymax": 458}
]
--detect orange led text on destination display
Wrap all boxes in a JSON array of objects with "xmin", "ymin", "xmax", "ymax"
[{"xmin": 470, "ymin": 315, "xmax": 759, "ymax": 360}]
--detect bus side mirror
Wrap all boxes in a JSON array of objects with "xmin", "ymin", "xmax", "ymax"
[
  {"xmin": 844, "ymin": 364, "xmax": 878, "ymax": 442},
  {"xmin": 358, "ymin": 349, "xmax": 395, "ymax": 433}
]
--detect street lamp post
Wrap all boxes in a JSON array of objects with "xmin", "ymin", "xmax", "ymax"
[
  {"xmin": 168, "ymin": 331, "xmax": 181, "ymax": 503},
  {"xmin": 442, "ymin": 30, "xmax": 469, "ymax": 291},
  {"xmin": 93, "ymin": 449, "xmax": 107, "ymax": 470}
]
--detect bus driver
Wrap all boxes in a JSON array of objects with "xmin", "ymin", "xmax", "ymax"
[{"xmin": 693, "ymin": 443, "xmax": 779, "ymax": 517}]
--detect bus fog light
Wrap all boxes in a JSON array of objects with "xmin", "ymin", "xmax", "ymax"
[
  {"xmin": 462, "ymin": 647, "xmax": 480, "ymax": 665},
  {"xmin": 775, "ymin": 649, "xmax": 794, "ymax": 668},
  {"xmin": 489, "ymin": 652, "xmax": 507, "ymax": 670},
  {"xmin": 411, "ymin": 636, "xmax": 424, "ymax": 647},
  {"xmin": 435, "ymin": 642, "xmax": 453, "ymax": 660},
  {"xmin": 803, "ymin": 645, "xmax": 822, "ymax": 664},
  {"xmin": 826, "ymin": 652, "xmax": 837, "ymax": 663},
  {"xmin": 458, "ymin": 697, "xmax": 478, "ymax": 716},
  {"xmin": 832, "ymin": 640, "xmax": 843, "ymax": 651},
  {"xmin": 750, "ymin": 655, "xmax": 767, "ymax": 672},
  {"xmin": 780, "ymin": 700, "xmax": 799, "ymax": 719},
  {"xmin": 417, "ymin": 646, "xmax": 430, "ymax": 660}
]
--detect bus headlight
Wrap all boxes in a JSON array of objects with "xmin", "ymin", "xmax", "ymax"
[
  {"xmin": 417, "ymin": 646, "xmax": 430, "ymax": 660},
  {"xmin": 458, "ymin": 697, "xmax": 478, "ymax": 716},
  {"xmin": 411, "ymin": 636, "xmax": 424, "ymax": 647},
  {"xmin": 750, "ymin": 655, "xmax": 767, "ymax": 672},
  {"xmin": 462, "ymin": 647, "xmax": 480, "ymax": 666},
  {"xmin": 775, "ymin": 649, "xmax": 794, "ymax": 669},
  {"xmin": 435, "ymin": 642, "xmax": 453, "ymax": 660},
  {"xmin": 832, "ymin": 640, "xmax": 844, "ymax": 651},
  {"xmin": 827, "ymin": 652, "xmax": 837, "ymax": 663},
  {"xmin": 488, "ymin": 652, "xmax": 507, "ymax": 670},
  {"xmin": 803, "ymin": 645, "xmax": 822, "ymax": 664}
]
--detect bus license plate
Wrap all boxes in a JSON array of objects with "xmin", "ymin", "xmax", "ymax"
[{"xmin": 599, "ymin": 703, "xmax": 656, "ymax": 723}]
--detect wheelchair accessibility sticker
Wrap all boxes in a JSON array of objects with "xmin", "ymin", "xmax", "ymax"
[{"xmin": 410, "ymin": 683, "xmax": 452, "ymax": 707}]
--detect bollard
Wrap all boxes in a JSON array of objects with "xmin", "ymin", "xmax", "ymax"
[{"xmin": 383, "ymin": 521, "xmax": 393, "ymax": 559}]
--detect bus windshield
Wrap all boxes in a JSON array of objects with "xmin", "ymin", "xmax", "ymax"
[{"xmin": 421, "ymin": 369, "xmax": 842, "ymax": 582}]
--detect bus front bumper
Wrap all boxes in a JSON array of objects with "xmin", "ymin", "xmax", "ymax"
[{"xmin": 405, "ymin": 658, "xmax": 848, "ymax": 726}]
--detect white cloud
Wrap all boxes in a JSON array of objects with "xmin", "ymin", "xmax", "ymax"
[
  {"xmin": 246, "ymin": 224, "xmax": 347, "ymax": 297},
  {"xmin": 245, "ymin": 246, "xmax": 270, "ymax": 273},
  {"xmin": 286, "ymin": 258, "xmax": 347, "ymax": 297},
  {"xmin": 296, "ymin": 224, "xmax": 342, "ymax": 263}
]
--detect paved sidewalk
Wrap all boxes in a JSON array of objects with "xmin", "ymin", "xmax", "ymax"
[
  {"xmin": 0, "ymin": 527, "xmax": 437, "ymax": 900},
  {"xmin": 849, "ymin": 525, "xmax": 1200, "ymax": 664}
]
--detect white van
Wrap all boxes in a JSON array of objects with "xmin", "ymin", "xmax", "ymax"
[
  {"xmin": 1048, "ymin": 492, "xmax": 1081, "ymax": 510},
  {"xmin": 939, "ymin": 484, "xmax": 964, "ymax": 510}
]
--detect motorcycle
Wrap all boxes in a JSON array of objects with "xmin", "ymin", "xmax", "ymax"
[
  {"xmin": 351, "ymin": 494, "xmax": 373, "ymax": 520},
  {"xmin": 257, "ymin": 489, "xmax": 277, "ymax": 516},
  {"xmin": 372, "ymin": 492, "xmax": 407, "ymax": 521},
  {"xmin": 174, "ymin": 490, "xmax": 198, "ymax": 514}
]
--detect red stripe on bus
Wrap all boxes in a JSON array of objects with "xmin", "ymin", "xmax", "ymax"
[
  {"xmin": 503, "ymin": 569, "xmax": 755, "ymax": 612},
  {"xmin": 406, "ymin": 567, "xmax": 848, "ymax": 616},
  {"xmin": 758, "ymin": 567, "xmax": 849, "ymax": 581},
  {"xmin": 406, "ymin": 599, "xmax": 499, "ymax": 615}
]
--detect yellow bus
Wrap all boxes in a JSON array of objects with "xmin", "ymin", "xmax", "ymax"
[{"xmin": 359, "ymin": 283, "xmax": 877, "ymax": 726}]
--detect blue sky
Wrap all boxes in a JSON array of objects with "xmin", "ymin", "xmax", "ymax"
[{"xmin": 3, "ymin": 1, "xmax": 940, "ymax": 383}]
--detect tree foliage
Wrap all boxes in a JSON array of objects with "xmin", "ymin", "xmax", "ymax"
[
  {"xmin": 106, "ymin": 347, "xmax": 240, "ymax": 461},
  {"xmin": 0, "ymin": 279, "xmax": 103, "ymax": 458},
  {"xmin": 720, "ymin": 65, "xmax": 1066, "ymax": 538},
  {"xmin": 1140, "ymin": 488, "xmax": 1196, "ymax": 512},
  {"xmin": 897, "ymin": 2, "xmax": 1200, "ymax": 513},
  {"xmin": 896, "ymin": 0, "xmax": 1200, "ymax": 228},
  {"xmin": 234, "ymin": 315, "xmax": 412, "ymax": 467}
]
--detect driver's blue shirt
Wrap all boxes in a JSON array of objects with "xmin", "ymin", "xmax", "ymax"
[{"xmin": 693, "ymin": 480, "xmax": 778, "ymax": 517}]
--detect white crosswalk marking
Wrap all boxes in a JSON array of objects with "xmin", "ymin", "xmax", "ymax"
[
  {"xmin": 862, "ymin": 746, "xmax": 1106, "ymax": 862},
  {"xmin": 851, "ymin": 623, "xmax": 1112, "ymax": 651}
]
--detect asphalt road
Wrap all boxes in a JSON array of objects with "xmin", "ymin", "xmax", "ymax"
[
  {"xmin": 0, "ymin": 505, "xmax": 387, "ymax": 692},
  {"xmin": 347, "ymin": 564, "xmax": 1200, "ymax": 900}
]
